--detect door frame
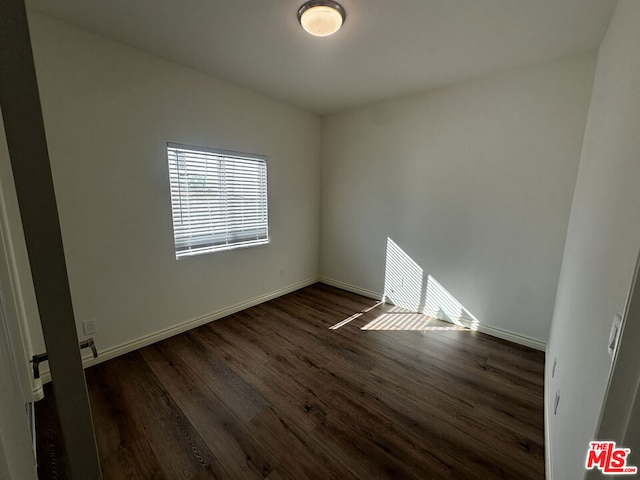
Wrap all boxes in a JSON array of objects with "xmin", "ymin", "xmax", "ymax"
[
  {"xmin": 0, "ymin": 1, "xmax": 102, "ymax": 478},
  {"xmin": 591, "ymin": 247, "xmax": 640, "ymax": 475}
]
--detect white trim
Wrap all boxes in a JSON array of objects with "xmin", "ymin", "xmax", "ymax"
[
  {"xmin": 319, "ymin": 276, "xmax": 546, "ymax": 351},
  {"xmin": 318, "ymin": 277, "xmax": 383, "ymax": 301},
  {"xmin": 31, "ymin": 385, "xmax": 43, "ymax": 402},
  {"xmin": 476, "ymin": 324, "xmax": 546, "ymax": 351},
  {"xmin": 545, "ymin": 352, "xmax": 553, "ymax": 479},
  {"xmin": 27, "ymin": 401, "xmax": 36, "ymax": 464},
  {"xmin": 39, "ymin": 277, "xmax": 317, "ymax": 383},
  {"xmin": 39, "ymin": 276, "xmax": 546, "ymax": 382}
]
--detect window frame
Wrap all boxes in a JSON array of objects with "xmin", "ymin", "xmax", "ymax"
[{"xmin": 167, "ymin": 142, "xmax": 269, "ymax": 259}]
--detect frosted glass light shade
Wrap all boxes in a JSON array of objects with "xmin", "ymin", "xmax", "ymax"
[{"xmin": 298, "ymin": 1, "xmax": 345, "ymax": 37}]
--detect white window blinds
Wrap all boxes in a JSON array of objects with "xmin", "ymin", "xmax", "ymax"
[{"xmin": 167, "ymin": 143, "xmax": 269, "ymax": 258}]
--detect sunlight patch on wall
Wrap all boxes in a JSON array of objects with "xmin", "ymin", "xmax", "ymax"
[
  {"xmin": 383, "ymin": 238, "xmax": 424, "ymax": 311},
  {"xmin": 382, "ymin": 237, "xmax": 480, "ymax": 331},
  {"xmin": 328, "ymin": 238, "xmax": 480, "ymax": 331},
  {"xmin": 424, "ymin": 275, "xmax": 479, "ymax": 329}
]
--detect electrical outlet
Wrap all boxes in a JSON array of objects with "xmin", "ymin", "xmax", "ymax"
[{"xmin": 83, "ymin": 319, "xmax": 97, "ymax": 336}]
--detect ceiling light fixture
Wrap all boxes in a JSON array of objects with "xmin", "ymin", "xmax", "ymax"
[{"xmin": 297, "ymin": 1, "xmax": 346, "ymax": 37}]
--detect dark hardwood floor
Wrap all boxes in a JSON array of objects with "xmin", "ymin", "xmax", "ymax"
[{"xmin": 36, "ymin": 283, "xmax": 545, "ymax": 479}]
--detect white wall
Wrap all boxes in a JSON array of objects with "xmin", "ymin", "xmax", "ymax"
[
  {"xmin": 320, "ymin": 53, "xmax": 596, "ymax": 345},
  {"xmin": 545, "ymin": 0, "xmax": 640, "ymax": 478},
  {"xmin": 21, "ymin": 13, "xmax": 321, "ymax": 364}
]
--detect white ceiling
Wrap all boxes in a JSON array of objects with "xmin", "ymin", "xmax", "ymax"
[{"xmin": 26, "ymin": 0, "xmax": 618, "ymax": 114}]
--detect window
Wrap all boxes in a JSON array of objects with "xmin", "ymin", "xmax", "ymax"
[{"xmin": 167, "ymin": 143, "xmax": 268, "ymax": 258}]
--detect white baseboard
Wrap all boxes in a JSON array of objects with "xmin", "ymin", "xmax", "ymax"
[
  {"xmin": 39, "ymin": 277, "xmax": 318, "ymax": 383},
  {"xmin": 476, "ymin": 324, "xmax": 546, "ymax": 351},
  {"xmin": 318, "ymin": 277, "xmax": 383, "ymax": 301},
  {"xmin": 39, "ymin": 276, "xmax": 545, "ymax": 383},
  {"xmin": 544, "ymin": 356, "xmax": 553, "ymax": 479},
  {"xmin": 319, "ymin": 276, "xmax": 546, "ymax": 351},
  {"xmin": 32, "ymin": 383, "xmax": 44, "ymax": 402}
]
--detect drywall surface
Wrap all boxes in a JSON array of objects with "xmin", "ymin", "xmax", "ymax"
[
  {"xmin": 546, "ymin": 0, "xmax": 640, "ymax": 478},
  {"xmin": 320, "ymin": 53, "xmax": 596, "ymax": 344},
  {"xmin": 25, "ymin": 13, "xmax": 321, "ymax": 357}
]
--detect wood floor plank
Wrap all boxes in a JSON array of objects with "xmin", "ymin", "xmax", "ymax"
[
  {"xmin": 140, "ymin": 342, "xmax": 279, "ymax": 479},
  {"xmin": 98, "ymin": 439, "xmax": 166, "ymax": 480},
  {"xmin": 87, "ymin": 352, "xmax": 224, "ymax": 479},
  {"xmin": 105, "ymin": 353, "xmax": 223, "ymax": 478},
  {"xmin": 169, "ymin": 332, "xmax": 270, "ymax": 423},
  {"xmin": 36, "ymin": 283, "xmax": 545, "ymax": 479},
  {"xmin": 248, "ymin": 407, "xmax": 360, "ymax": 480},
  {"xmin": 289, "ymin": 338, "xmax": 541, "ymax": 479},
  {"xmin": 193, "ymin": 325, "xmax": 330, "ymax": 434},
  {"xmin": 85, "ymin": 360, "xmax": 168, "ymax": 479}
]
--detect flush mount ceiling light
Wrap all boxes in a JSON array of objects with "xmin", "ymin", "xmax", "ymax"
[{"xmin": 297, "ymin": 1, "xmax": 346, "ymax": 37}]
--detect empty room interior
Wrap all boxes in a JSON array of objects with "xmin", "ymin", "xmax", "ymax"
[{"xmin": 1, "ymin": 0, "xmax": 640, "ymax": 479}]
